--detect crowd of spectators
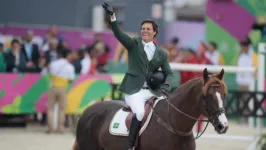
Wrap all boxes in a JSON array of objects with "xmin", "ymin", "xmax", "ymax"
[
  {"xmin": 163, "ymin": 37, "xmax": 225, "ymax": 84},
  {"xmin": 0, "ymin": 25, "xmax": 111, "ymax": 76},
  {"xmin": 163, "ymin": 36, "xmax": 257, "ymax": 88}
]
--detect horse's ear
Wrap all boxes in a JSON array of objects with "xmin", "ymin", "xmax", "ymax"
[
  {"xmin": 203, "ymin": 68, "xmax": 209, "ymax": 82},
  {"xmin": 217, "ymin": 69, "xmax": 224, "ymax": 80}
]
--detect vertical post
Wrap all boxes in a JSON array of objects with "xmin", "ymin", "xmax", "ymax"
[
  {"xmin": 163, "ymin": 0, "xmax": 176, "ymax": 23},
  {"xmin": 92, "ymin": 5, "xmax": 105, "ymax": 32},
  {"xmin": 248, "ymin": 43, "xmax": 266, "ymax": 150},
  {"xmin": 256, "ymin": 43, "xmax": 265, "ymax": 134},
  {"xmin": 248, "ymin": 78, "xmax": 255, "ymax": 128}
]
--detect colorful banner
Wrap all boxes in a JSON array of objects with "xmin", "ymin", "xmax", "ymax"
[
  {"xmin": 0, "ymin": 73, "xmax": 124, "ymax": 115},
  {"xmin": 206, "ymin": 0, "xmax": 256, "ymax": 65},
  {"xmin": 206, "ymin": 0, "xmax": 266, "ymax": 90}
]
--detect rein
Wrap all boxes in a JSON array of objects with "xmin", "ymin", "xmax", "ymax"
[
  {"xmin": 152, "ymin": 94, "xmax": 210, "ymax": 139},
  {"xmin": 167, "ymin": 95, "xmax": 210, "ymax": 140},
  {"xmin": 153, "ymin": 83, "xmax": 225, "ymax": 140}
]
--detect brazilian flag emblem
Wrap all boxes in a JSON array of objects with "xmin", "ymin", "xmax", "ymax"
[{"xmin": 113, "ymin": 123, "xmax": 119, "ymax": 128}]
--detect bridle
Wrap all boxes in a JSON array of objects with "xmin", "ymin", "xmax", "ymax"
[{"xmin": 154, "ymin": 82, "xmax": 226, "ymax": 140}]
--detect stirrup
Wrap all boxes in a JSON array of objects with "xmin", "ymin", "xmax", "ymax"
[{"xmin": 128, "ymin": 147, "xmax": 135, "ymax": 150}]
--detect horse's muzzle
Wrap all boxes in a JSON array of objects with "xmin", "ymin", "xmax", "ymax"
[{"xmin": 214, "ymin": 123, "xmax": 228, "ymax": 134}]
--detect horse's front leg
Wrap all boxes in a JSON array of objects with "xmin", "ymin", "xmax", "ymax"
[{"xmin": 182, "ymin": 135, "xmax": 196, "ymax": 150}]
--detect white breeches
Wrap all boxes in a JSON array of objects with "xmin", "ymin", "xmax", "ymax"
[{"xmin": 125, "ymin": 89, "xmax": 155, "ymax": 121}]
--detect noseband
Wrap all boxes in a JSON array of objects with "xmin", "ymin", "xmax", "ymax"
[
  {"xmin": 202, "ymin": 94, "xmax": 225, "ymax": 124},
  {"xmin": 154, "ymin": 82, "xmax": 226, "ymax": 140}
]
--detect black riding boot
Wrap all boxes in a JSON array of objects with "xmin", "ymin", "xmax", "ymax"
[{"xmin": 128, "ymin": 115, "xmax": 142, "ymax": 150}]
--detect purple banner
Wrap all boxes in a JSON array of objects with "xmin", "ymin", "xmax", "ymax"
[
  {"xmin": 206, "ymin": 0, "xmax": 255, "ymax": 41},
  {"xmin": 164, "ymin": 21, "xmax": 206, "ymax": 50}
]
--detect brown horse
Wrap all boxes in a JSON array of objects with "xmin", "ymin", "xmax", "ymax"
[{"xmin": 73, "ymin": 68, "xmax": 229, "ymax": 150}]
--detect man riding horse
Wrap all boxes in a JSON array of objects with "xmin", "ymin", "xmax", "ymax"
[{"xmin": 102, "ymin": 3, "xmax": 173, "ymax": 150}]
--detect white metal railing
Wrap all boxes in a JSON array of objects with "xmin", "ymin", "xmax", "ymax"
[{"xmin": 169, "ymin": 63, "xmax": 256, "ymax": 73}]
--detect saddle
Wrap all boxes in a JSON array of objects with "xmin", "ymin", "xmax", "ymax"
[
  {"xmin": 109, "ymin": 96, "xmax": 164, "ymax": 136},
  {"xmin": 122, "ymin": 96, "xmax": 157, "ymax": 129}
]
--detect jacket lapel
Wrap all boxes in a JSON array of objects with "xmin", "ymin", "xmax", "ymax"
[
  {"xmin": 147, "ymin": 44, "xmax": 161, "ymax": 74},
  {"xmin": 137, "ymin": 38, "xmax": 149, "ymax": 62},
  {"xmin": 21, "ymin": 47, "xmax": 29, "ymax": 61},
  {"xmin": 150, "ymin": 46, "xmax": 159, "ymax": 63}
]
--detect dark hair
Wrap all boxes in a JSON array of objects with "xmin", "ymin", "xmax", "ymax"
[
  {"xmin": 141, "ymin": 19, "xmax": 158, "ymax": 37},
  {"xmin": 209, "ymin": 41, "xmax": 217, "ymax": 49},
  {"xmin": 172, "ymin": 37, "xmax": 179, "ymax": 44},
  {"xmin": 240, "ymin": 40, "xmax": 249, "ymax": 47},
  {"xmin": 11, "ymin": 39, "xmax": 20, "ymax": 45},
  {"xmin": 0, "ymin": 43, "xmax": 3, "ymax": 48},
  {"xmin": 245, "ymin": 36, "xmax": 252, "ymax": 45},
  {"xmin": 58, "ymin": 48, "xmax": 71, "ymax": 58}
]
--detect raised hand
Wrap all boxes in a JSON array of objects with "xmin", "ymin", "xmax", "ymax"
[{"xmin": 102, "ymin": 2, "xmax": 114, "ymax": 16}]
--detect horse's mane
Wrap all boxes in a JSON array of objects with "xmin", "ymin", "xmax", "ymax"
[
  {"xmin": 171, "ymin": 74, "xmax": 228, "ymax": 100},
  {"xmin": 176, "ymin": 77, "xmax": 202, "ymax": 91},
  {"xmin": 170, "ymin": 77, "xmax": 203, "ymax": 101}
]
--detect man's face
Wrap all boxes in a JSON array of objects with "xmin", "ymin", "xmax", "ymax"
[
  {"xmin": 208, "ymin": 44, "xmax": 215, "ymax": 52},
  {"xmin": 25, "ymin": 33, "xmax": 33, "ymax": 42},
  {"xmin": 166, "ymin": 42, "xmax": 175, "ymax": 49},
  {"xmin": 241, "ymin": 45, "xmax": 249, "ymax": 52},
  {"xmin": 12, "ymin": 42, "xmax": 20, "ymax": 52},
  {"xmin": 141, "ymin": 23, "xmax": 156, "ymax": 42}
]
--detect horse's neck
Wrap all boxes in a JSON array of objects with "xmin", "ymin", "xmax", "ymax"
[{"xmin": 157, "ymin": 78, "xmax": 203, "ymax": 133}]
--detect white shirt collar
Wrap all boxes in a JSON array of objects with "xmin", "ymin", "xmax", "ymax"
[{"xmin": 142, "ymin": 40, "xmax": 154, "ymax": 46}]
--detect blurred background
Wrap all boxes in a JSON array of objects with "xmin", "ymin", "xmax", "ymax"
[{"xmin": 0, "ymin": 0, "xmax": 266, "ymax": 149}]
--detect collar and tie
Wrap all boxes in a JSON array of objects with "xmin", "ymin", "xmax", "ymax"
[
  {"xmin": 142, "ymin": 41, "xmax": 156, "ymax": 61},
  {"xmin": 142, "ymin": 40, "xmax": 154, "ymax": 47},
  {"xmin": 25, "ymin": 43, "xmax": 33, "ymax": 59}
]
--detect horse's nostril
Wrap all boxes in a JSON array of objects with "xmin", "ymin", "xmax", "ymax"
[{"xmin": 217, "ymin": 124, "xmax": 224, "ymax": 130}]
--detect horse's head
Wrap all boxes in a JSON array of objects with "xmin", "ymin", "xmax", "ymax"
[{"xmin": 201, "ymin": 68, "xmax": 228, "ymax": 134}]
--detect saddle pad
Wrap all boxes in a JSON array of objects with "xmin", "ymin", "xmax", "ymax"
[{"xmin": 109, "ymin": 96, "xmax": 164, "ymax": 136}]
